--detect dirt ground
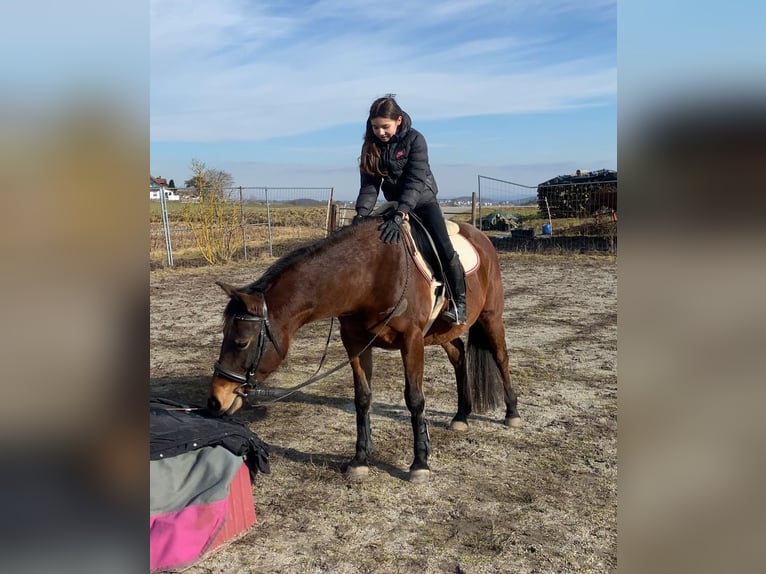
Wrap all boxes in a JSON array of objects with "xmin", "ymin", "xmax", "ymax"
[{"xmin": 150, "ymin": 252, "xmax": 617, "ymax": 573}]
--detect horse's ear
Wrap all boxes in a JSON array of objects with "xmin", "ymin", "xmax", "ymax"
[
  {"xmin": 215, "ymin": 282, "xmax": 263, "ymax": 315},
  {"xmin": 238, "ymin": 291, "xmax": 265, "ymax": 317},
  {"xmin": 216, "ymin": 281, "xmax": 239, "ymax": 299}
]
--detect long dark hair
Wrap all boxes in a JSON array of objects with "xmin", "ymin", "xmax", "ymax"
[{"xmin": 360, "ymin": 96, "xmax": 404, "ymax": 177}]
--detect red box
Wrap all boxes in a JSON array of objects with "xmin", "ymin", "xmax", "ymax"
[
  {"xmin": 159, "ymin": 462, "xmax": 257, "ymax": 573},
  {"xmin": 208, "ymin": 462, "xmax": 257, "ymax": 551}
]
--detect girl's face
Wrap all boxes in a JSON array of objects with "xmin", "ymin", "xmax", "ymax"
[{"xmin": 370, "ymin": 115, "xmax": 402, "ymax": 142}]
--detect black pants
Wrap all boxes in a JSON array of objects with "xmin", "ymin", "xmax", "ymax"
[
  {"xmin": 411, "ymin": 201, "xmax": 466, "ymax": 311},
  {"xmin": 411, "ymin": 201, "xmax": 456, "ymax": 265}
]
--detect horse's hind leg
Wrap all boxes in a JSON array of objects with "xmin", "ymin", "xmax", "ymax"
[
  {"xmin": 480, "ymin": 313, "xmax": 522, "ymax": 428},
  {"xmin": 441, "ymin": 338, "xmax": 471, "ymax": 431}
]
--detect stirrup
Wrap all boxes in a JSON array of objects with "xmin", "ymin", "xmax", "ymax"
[{"xmin": 442, "ymin": 301, "xmax": 466, "ymax": 325}]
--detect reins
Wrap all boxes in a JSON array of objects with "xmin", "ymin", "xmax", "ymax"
[
  {"xmin": 251, "ymin": 237, "xmax": 412, "ymax": 404},
  {"xmin": 167, "ymin": 240, "xmax": 411, "ymax": 412},
  {"xmin": 212, "ymin": 220, "xmax": 415, "ymax": 406}
]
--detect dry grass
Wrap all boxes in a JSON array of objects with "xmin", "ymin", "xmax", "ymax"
[
  {"xmin": 151, "ymin": 204, "xmax": 616, "ymax": 269},
  {"xmin": 150, "ymin": 254, "xmax": 617, "ymax": 573},
  {"xmin": 150, "ymin": 223, "xmax": 327, "ymax": 269}
]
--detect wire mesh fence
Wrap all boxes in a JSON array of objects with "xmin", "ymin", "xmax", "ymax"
[
  {"xmin": 151, "ymin": 174, "xmax": 617, "ymax": 268},
  {"xmin": 150, "ymin": 186, "xmax": 335, "ymax": 268},
  {"xmin": 477, "ymin": 173, "xmax": 617, "ymax": 253},
  {"xmin": 229, "ymin": 186, "xmax": 335, "ymax": 260},
  {"xmin": 535, "ymin": 170, "xmax": 617, "ymax": 219},
  {"xmin": 476, "ymin": 176, "xmax": 538, "ymax": 230}
]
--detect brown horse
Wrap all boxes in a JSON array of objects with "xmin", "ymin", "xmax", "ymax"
[{"xmin": 208, "ymin": 217, "xmax": 521, "ymax": 483}]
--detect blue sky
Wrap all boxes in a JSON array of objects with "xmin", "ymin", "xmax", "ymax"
[{"xmin": 151, "ymin": 0, "xmax": 616, "ymax": 200}]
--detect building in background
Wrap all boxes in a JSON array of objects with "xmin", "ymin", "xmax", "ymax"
[{"xmin": 150, "ymin": 176, "xmax": 180, "ymax": 201}]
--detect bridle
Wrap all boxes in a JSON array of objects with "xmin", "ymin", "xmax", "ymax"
[
  {"xmin": 212, "ymin": 220, "xmax": 414, "ymax": 405},
  {"xmin": 213, "ymin": 299, "xmax": 283, "ymax": 398}
]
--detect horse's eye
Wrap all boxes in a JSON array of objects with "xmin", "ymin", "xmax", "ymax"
[{"xmin": 234, "ymin": 339, "xmax": 249, "ymax": 349}]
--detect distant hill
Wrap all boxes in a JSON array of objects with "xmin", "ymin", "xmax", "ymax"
[{"xmin": 291, "ymin": 198, "xmax": 325, "ymax": 206}]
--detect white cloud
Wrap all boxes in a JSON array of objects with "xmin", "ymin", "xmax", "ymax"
[
  {"xmin": 151, "ymin": 0, "xmax": 615, "ymax": 141},
  {"xmin": 151, "ymin": 63, "xmax": 614, "ymax": 141}
]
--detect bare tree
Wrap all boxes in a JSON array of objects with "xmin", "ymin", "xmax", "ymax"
[{"xmin": 182, "ymin": 159, "xmax": 242, "ymax": 264}]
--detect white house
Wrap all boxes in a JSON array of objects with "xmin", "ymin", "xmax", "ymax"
[
  {"xmin": 150, "ymin": 188, "xmax": 181, "ymax": 201},
  {"xmin": 150, "ymin": 176, "xmax": 180, "ymax": 201}
]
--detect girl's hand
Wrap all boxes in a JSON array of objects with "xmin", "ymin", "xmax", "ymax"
[{"xmin": 378, "ymin": 211, "xmax": 405, "ymax": 244}]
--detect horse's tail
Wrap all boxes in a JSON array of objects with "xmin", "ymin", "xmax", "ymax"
[{"xmin": 465, "ymin": 321, "xmax": 505, "ymax": 413}]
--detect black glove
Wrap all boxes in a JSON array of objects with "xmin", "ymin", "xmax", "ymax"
[
  {"xmin": 351, "ymin": 214, "xmax": 367, "ymax": 225},
  {"xmin": 378, "ymin": 211, "xmax": 405, "ymax": 244}
]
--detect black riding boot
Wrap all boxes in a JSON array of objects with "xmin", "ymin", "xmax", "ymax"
[{"xmin": 441, "ymin": 252, "xmax": 467, "ymax": 325}]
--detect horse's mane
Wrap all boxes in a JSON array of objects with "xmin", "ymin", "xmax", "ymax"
[
  {"xmin": 249, "ymin": 223, "xmax": 365, "ymax": 292},
  {"xmin": 223, "ymin": 223, "xmax": 377, "ymax": 328},
  {"xmin": 221, "ymin": 221, "xmax": 375, "ymax": 323}
]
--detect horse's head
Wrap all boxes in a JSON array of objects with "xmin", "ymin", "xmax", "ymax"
[{"xmin": 208, "ymin": 281, "xmax": 284, "ymax": 416}]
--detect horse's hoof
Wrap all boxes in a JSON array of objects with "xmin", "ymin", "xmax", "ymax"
[
  {"xmin": 449, "ymin": 420, "xmax": 469, "ymax": 432},
  {"xmin": 345, "ymin": 465, "xmax": 369, "ymax": 482},
  {"xmin": 408, "ymin": 468, "xmax": 431, "ymax": 484},
  {"xmin": 505, "ymin": 416, "xmax": 522, "ymax": 428}
]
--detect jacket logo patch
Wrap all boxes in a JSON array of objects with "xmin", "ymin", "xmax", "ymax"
[{"xmin": 396, "ymin": 150, "xmax": 404, "ymax": 158}]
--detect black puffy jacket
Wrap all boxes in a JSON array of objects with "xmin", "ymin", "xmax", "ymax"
[{"xmin": 355, "ymin": 112, "xmax": 439, "ymax": 216}]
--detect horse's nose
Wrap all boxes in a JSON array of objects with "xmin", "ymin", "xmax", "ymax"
[{"xmin": 207, "ymin": 396, "xmax": 221, "ymax": 413}]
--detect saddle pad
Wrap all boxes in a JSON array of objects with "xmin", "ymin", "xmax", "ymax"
[
  {"xmin": 402, "ymin": 220, "xmax": 480, "ymax": 333},
  {"xmin": 451, "ymin": 231, "xmax": 479, "ymax": 275},
  {"xmin": 405, "ymin": 220, "xmax": 479, "ymax": 282}
]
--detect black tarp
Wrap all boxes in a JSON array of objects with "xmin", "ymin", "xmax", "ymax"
[{"xmin": 150, "ymin": 398, "xmax": 270, "ymax": 480}]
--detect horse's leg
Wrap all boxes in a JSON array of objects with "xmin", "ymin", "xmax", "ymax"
[
  {"xmin": 441, "ymin": 338, "xmax": 472, "ymax": 431},
  {"xmin": 401, "ymin": 329, "xmax": 430, "ymax": 483},
  {"xmin": 479, "ymin": 313, "xmax": 522, "ymax": 428},
  {"xmin": 346, "ymin": 344, "xmax": 374, "ymax": 481}
]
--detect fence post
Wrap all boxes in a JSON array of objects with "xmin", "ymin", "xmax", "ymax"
[
  {"xmin": 471, "ymin": 192, "xmax": 476, "ymax": 228},
  {"xmin": 331, "ymin": 204, "xmax": 338, "ymax": 233},
  {"xmin": 239, "ymin": 186, "xmax": 247, "ymax": 261},
  {"xmin": 159, "ymin": 187, "xmax": 174, "ymax": 267},
  {"xmin": 477, "ymin": 175, "xmax": 483, "ymax": 230},
  {"xmin": 325, "ymin": 187, "xmax": 335, "ymax": 235},
  {"xmin": 265, "ymin": 187, "xmax": 273, "ymax": 258}
]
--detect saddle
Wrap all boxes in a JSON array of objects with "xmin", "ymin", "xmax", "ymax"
[{"xmin": 372, "ymin": 204, "xmax": 480, "ymax": 332}]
